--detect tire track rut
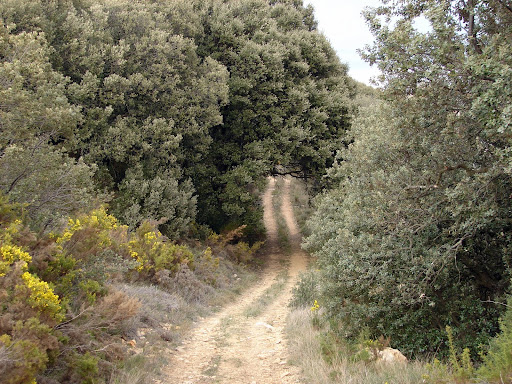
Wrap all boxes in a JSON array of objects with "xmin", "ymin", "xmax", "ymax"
[{"xmin": 161, "ymin": 177, "xmax": 307, "ymax": 384}]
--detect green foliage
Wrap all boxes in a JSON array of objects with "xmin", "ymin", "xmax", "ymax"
[
  {"xmin": 128, "ymin": 220, "xmax": 195, "ymax": 276},
  {"xmin": 0, "ymin": 23, "xmax": 79, "ymax": 147},
  {"xmin": 114, "ymin": 166, "xmax": 197, "ymax": 239},
  {"xmin": 70, "ymin": 352, "xmax": 100, "ymax": 384},
  {"xmin": 0, "ymin": 197, "xmax": 61, "ymax": 383},
  {"xmin": 0, "ymin": 144, "xmax": 97, "ymax": 233},
  {"xmin": 290, "ymin": 269, "xmax": 321, "ymax": 308},
  {"xmin": 79, "ymin": 279, "xmax": 105, "ymax": 305},
  {"xmin": 446, "ymin": 326, "xmax": 474, "ymax": 380},
  {"xmin": 192, "ymin": 0, "xmax": 354, "ymax": 234},
  {"xmin": 1, "ymin": 0, "xmax": 353, "ymax": 239},
  {"xmin": 57, "ymin": 0, "xmax": 228, "ymax": 238},
  {"xmin": 0, "ymin": 325, "xmax": 50, "ymax": 384},
  {"xmin": 303, "ymin": 0, "xmax": 512, "ymax": 360},
  {"xmin": 478, "ymin": 297, "xmax": 512, "ymax": 382},
  {"xmin": 0, "ymin": 23, "xmax": 97, "ymax": 233}
]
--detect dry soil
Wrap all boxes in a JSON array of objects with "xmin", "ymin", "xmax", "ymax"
[{"xmin": 160, "ymin": 177, "xmax": 308, "ymax": 384}]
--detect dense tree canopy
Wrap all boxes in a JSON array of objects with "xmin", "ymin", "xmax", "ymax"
[
  {"xmin": 0, "ymin": 0, "xmax": 354, "ymax": 239},
  {"xmin": 0, "ymin": 1, "xmax": 356, "ymax": 381},
  {"xmin": 192, "ymin": 0, "xmax": 354, "ymax": 236},
  {"xmin": 0, "ymin": 23, "xmax": 96, "ymax": 232}
]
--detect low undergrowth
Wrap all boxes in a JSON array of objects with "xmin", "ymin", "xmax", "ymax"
[
  {"xmin": 0, "ymin": 194, "xmax": 260, "ymax": 384},
  {"xmin": 286, "ymin": 308, "xmax": 438, "ymax": 384},
  {"xmin": 289, "ymin": 274, "xmax": 512, "ymax": 384}
]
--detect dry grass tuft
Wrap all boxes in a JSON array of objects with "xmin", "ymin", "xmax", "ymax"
[
  {"xmin": 110, "ymin": 255, "xmax": 258, "ymax": 383},
  {"xmin": 286, "ymin": 308, "xmax": 434, "ymax": 384}
]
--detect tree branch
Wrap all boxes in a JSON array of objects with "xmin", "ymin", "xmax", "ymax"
[
  {"xmin": 270, "ymin": 167, "xmax": 307, "ymax": 179},
  {"xmin": 497, "ymin": 0, "xmax": 512, "ymax": 15},
  {"xmin": 436, "ymin": 164, "xmax": 489, "ymax": 185},
  {"xmin": 481, "ymin": 299, "xmax": 512, "ymax": 308},
  {"xmin": 54, "ymin": 308, "xmax": 90, "ymax": 330}
]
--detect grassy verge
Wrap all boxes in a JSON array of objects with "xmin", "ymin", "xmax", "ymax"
[{"xmin": 286, "ymin": 308, "xmax": 439, "ymax": 384}]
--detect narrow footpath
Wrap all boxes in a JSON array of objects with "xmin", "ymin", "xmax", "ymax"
[{"xmin": 160, "ymin": 177, "xmax": 308, "ymax": 384}]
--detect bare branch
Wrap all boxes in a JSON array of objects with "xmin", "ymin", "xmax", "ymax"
[
  {"xmin": 54, "ymin": 308, "xmax": 91, "ymax": 330},
  {"xmin": 481, "ymin": 299, "xmax": 512, "ymax": 308}
]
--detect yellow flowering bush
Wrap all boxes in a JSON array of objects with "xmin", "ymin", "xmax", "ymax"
[
  {"xmin": 55, "ymin": 206, "xmax": 120, "ymax": 248},
  {"xmin": 0, "ymin": 194, "xmax": 139, "ymax": 383},
  {"xmin": 1, "ymin": 244, "xmax": 32, "ymax": 264},
  {"xmin": 0, "ymin": 218, "xmax": 23, "ymax": 244},
  {"xmin": 21, "ymin": 272, "xmax": 64, "ymax": 322},
  {"xmin": 0, "ymin": 244, "xmax": 32, "ymax": 276},
  {"xmin": 1, "ymin": 199, "xmax": 113, "ymax": 382},
  {"xmin": 128, "ymin": 221, "xmax": 194, "ymax": 274},
  {"xmin": 0, "ymin": 200, "xmax": 63, "ymax": 384}
]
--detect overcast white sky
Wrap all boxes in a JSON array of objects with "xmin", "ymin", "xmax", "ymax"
[{"xmin": 303, "ymin": 0, "xmax": 382, "ymax": 85}]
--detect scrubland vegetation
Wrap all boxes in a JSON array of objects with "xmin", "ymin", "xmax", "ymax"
[
  {"xmin": 290, "ymin": 0, "xmax": 512, "ymax": 383},
  {"xmin": 0, "ymin": 0, "xmax": 351, "ymax": 381},
  {"xmin": 2, "ymin": 0, "xmax": 512, "ymax": 382},
  {"xmin": 0, "ymin": 196, "xmax": 261, "ymax": 383}
]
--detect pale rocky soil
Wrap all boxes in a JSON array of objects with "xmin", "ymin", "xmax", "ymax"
[{"xmin": 160, "ymin": 177, "xmax": 308, "ymax": 384}]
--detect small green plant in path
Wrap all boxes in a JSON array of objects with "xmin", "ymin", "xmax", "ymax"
[{"xmin": 202, "ymin": 355, "xmax": 222, "ymax": 377}]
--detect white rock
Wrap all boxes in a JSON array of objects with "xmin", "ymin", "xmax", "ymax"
[
  {"xmin": 255, "ymin": 321, "xmax": 275, "ymax": 331},
  {"xmin": 377, "ymin": 347, "xmax": 408, "ymax": 364}
]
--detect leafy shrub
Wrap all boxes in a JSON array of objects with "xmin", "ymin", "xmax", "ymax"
[
  {"xmin": 0, "ymin": 318, "xmax": 58, "ymax": 384},
  {"xmin": 0, "ymin": 197, "xmax": 63, "ymax": 383},
  {"xmin": 193, "ymin": 247, "xmax": 221, "ymax": 286},
  {"xmin": 69, "ymin": 352, "xmax": 100, "ymax": 384},
  {"xmin": 478, "ymin": 297, "xmax": 512, "ymax": 382},
  {"xmin": 127, "ymin": 220, "xmax": 194, "ymax": 276},
  {"xmin": 446, "ymin": 326, "xmax": 474, "ymax": 381},
  {"xmin": 207, "ymin": 225, "xmax": 263, "ymax": 264},
  {"xmin": 0, "ymin": 196, "xmax": 141, "ymax": 383},
  {"xmin": 291, "ymin": 269, "xmax": 321, "ymax": 308}
]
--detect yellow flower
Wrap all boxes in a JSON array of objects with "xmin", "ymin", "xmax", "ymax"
[
  {"xmin": 311, "ymin": 300, "xmax": 320, "ymax": 312},
  {"xmin": 0, "ymin": 244, "xmax": 31, "ymax": 276},
  {"xmin": 21, "ymin": 272, "xmax": 64, "ymax": 321},
  {"xmin": 1, "ymin": 244, "xmax": 32, "ymax": 264}
]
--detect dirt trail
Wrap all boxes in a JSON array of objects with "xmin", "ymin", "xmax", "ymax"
[{"xmin": 160, "ymin": 177, "xmax": 307, "ymax": 384}]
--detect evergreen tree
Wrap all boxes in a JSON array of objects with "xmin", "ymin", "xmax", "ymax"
[
  {"xmin": 194, "ymin": 0, "xmax": 354, "ymax": 236},
  {"xmin": 0, "ymin": 23, "xmax": 96, "ymax": 232},
  {"xmin": 305, "ymin": 0, "xmax": 512, "ymax": 356}
]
